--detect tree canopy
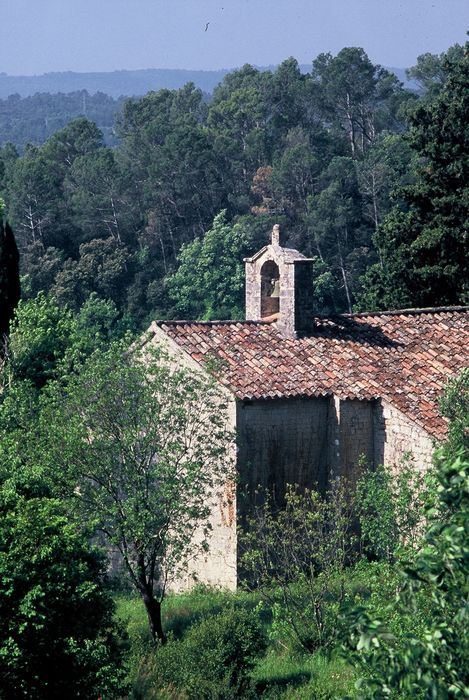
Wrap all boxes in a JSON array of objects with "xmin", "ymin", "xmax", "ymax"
[
  {"xmin": 166, "ymin": 210, "xmax": 260, "ymax": 320},
  {"xmin": 0, "ymin": 495, "xmax": 125, "ymax": 699},
  {"xmin": 0, "ymin": 45, "xmax": 432, "ymax": 324},
  {"xmin": 358, "ymin": 43, "xmax": 469, "ymax": 310},
  {"xmin": 37, "ymin": 341, "xmax": 234, "ymax": 642}
]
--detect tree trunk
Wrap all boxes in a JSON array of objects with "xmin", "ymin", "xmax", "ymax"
[
  {"xmin": 345, "ymin": 93, "xmax": 356, "ymax": 158},
  {"xmin": 136, "ymin": 552, "xmax": 166, "ymax": 643},
  {"xmin": 337, "ymin": 232, "xmax": 353, "ymax": 314},
  {"xmin": 142, "ymin": 591, "xmax": 166, "ymax": 644}
]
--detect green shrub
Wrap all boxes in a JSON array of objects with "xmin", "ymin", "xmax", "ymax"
[
  {"xmin": 116, "ymin": 588, "xmax": 263, "ymax": 697},
  {"xmin": 344, "ymin": 451, "xmax": 469, "ymax": 699},
  {"xmin": 439, "ymin": 368, "xmax": 469, "ymax": 460},
  {"xmin": 355, "ymin": 457, "xmax": 436, "ymax": 563},
  {"xmin": 0, "ymin": 496, "xmax": 127, "ymax": 699},
  {"xmin": 158, "ymin": 605, "xmax": 267, "ymax": 699},
  {"xmin": 241, "ymin": 480, "xmax": 356, "ymax": 654}
]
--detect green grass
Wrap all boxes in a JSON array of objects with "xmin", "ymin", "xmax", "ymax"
[
  {"xmin": 114, "ymin": 587, "xmax": 358, "ymax": 698},
  {"xmin": 253, "ymin": 651, "xmax": 357, "ymax": 698},
  {"xmin": 115, "ymin": 585, "xmax": 261, "ymax": 643}
]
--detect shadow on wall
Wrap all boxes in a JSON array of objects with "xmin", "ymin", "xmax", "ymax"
[{"xmin": 236, "ymin": 396, "xmax": 387, "ymax": 517}]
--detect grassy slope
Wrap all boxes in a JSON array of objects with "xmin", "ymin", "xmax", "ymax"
[{"xmin": 115, "ymin": 588, "xmax": 357, "ymax": 699}]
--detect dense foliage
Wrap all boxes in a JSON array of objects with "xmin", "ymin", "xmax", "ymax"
[
  {"xmin": 0, "ymin": 297, "xmax": 130, "ymax": 697},
  {"xmin": 359, "ymin": 44, "xmax": 469, "ymax": 309},
  {"xmin": 166, "ymin": 210, "xmax": 265, "ymax": 319},
  {"xmin": 39, "ymin": 342, "xmax": 233, "ymax": 642},
  {"xmin": 345, "ymin": 451, "xmax": 469, "ymax": 699},
  {"xmin": 439, "ymin": 367, "xmax": 469, "ymax": 460},
  {"xmin": 4, "ymin": 48, "xmax": 467, "ymax": 327},
  {"xmin": 2, "ymin": 44, "xmax": 465, "ymax": 327},
  {"xmin": 0, "ymin": 90, "xmax": 123, "ymax": 151},
  {"xmin": 241, "ymin": 481, "xmax": 354, "ymax": 654},
  {"xmin": 341, "ymin": 371, "xmax": 469, "ymax": 698},
  {"xmin": 157, "ymin": 606, "xmax": 267, "ymax": 698},
  {"xmin": 355, "ymin": 456, "xmax": 436, "ymax": 562},
  {"xmin": 0, "ymin": 495, "xmax": 126, "ymax": 699}
]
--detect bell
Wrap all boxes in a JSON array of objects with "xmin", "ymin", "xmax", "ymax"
[{"xmin": 270, "ymin": 279, "xmax": 280, "ymax": 298}]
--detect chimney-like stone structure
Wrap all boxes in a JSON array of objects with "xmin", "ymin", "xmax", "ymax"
[
  {"xmin": 271, "ymin": 223, "xmax": 280, "ymax": 246},
  {"xmin": 244, "ymin": 224, "xmax": 314, "ymax": 339}
]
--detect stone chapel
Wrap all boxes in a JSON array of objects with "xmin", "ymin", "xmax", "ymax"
[{"xmin": 144, "ymin": 225, "xmax": 469, "ymax": 590}]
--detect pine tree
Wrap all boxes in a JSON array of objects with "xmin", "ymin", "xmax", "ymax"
[
  {"xmin": 0, "ymin": 221, "xmax": 21, "ymax": 339},
  {"xmin": 357, "ymin": 43, "xmax": 469, "ymax": 310}
]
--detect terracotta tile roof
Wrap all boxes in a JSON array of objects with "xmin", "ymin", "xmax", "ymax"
[{"xmin": 148, "ymin": 307, "xmax": 469, "ymax": 440}]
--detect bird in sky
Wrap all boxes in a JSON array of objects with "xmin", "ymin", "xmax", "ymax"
[{"xmin": 205, "ymin": 22, "xmax": 210, "ymax": 31}]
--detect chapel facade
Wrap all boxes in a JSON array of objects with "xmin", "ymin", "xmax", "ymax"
[{"xmin": 145, "ymin": 225, "xmax": 469, "ymax": 590}]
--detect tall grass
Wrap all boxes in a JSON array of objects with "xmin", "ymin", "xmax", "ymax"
[{"xmin": 114, "ymin": 586, "xmax": 357, "ymax": 698}]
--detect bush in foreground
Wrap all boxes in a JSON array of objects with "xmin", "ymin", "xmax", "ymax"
[
  {"xmin": 344, "ymin": 451, "xmax": 469, "ymax": 698},
  {"xmin": 0, "ymin": 496, "xmax": 126, "ymax": 699},
  {"xmin": 157, "ymin": 606, "xmax": 267, "ymax": 699}
]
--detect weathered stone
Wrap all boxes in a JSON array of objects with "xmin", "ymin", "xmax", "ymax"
[{"xmin": 244, "ymin": 224, "xmax": 314, "ymax": 338}]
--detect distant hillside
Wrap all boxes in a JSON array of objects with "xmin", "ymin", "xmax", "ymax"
[
  {"xmin": 0, "ymin": 65, "xmax": 416, "ymax": 100},
  {"xmin": 0, "ymin": 91, "xmax": 124, "ymax": 151},
  {"xmin": 0, "ymin": 64, "xmax": 418, "ymax": 151},
  {"xmin": 0, "ymin": 68, "xmax": 231, "ymax": 100}
]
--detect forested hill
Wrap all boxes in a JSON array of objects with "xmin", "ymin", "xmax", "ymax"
[
  {"xmin": 0, "ymin": 91, "xmax": 125, "ymax": 151},
  {"xmin": 0, "ymin": 65, "xmax": 417, "ymax": 153},
  {"xmin": 0, "ymin": 65, "xmax": 417, "ymax": 100},
  {"xmin": 0, "ymin": 45, "xmax": 466, "ymax": 330},
  {"xmin": 0, "ymin": 68, "xmax": 233, "ymax": 99}
]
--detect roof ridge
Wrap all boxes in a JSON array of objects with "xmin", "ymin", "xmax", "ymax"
[
  {"xmin": 345, "ymin": 305, "xmax": 469, "ymax": 318},
  {"xmin": 155, "ymin": 319, "xmax": 270, "ymax": 326},
  {"xmin": 154, "ymin": 306, "xmax": 469, "ymax": 327}
]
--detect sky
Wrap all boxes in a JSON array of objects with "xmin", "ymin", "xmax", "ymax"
[{"xmin": 0, "ymin": 0, "xmax": 467, "ymax": 75}]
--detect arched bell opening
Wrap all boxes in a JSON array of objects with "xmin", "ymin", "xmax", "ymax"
[{"xmin": 261, "ymin": 260, "xmax": 280, "ymax": 318}]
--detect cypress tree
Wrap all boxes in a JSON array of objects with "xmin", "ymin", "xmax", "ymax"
[{"xmin": 0, "ymin": 221, "xmax": 20, "ymax": 339}]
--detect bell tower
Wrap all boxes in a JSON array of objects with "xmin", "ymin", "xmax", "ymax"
[{"xmin": 244, "ymin": 224, "xmax": 314, "ymax": 339}]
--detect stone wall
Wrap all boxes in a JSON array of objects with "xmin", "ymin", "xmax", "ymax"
[
  {"xmin": 378, "ymin": 401, "xmax": 435, "ymax": 473},
  {"xmin": 236, "ymin": 396, "xmax": 332, "ymax": 516},
  {"xmin": 236, "ymin": 395, "xmax": 436, "ymax": 513},
  {"xmin": 277, "ymin": 261, "xmax": 296, "ymax": 338},
  {"xmin": 173, "ymin": 395, "xmax": 238, "ymax": 592},
  {"xmin": 245, "ymin": 257, "xmax": 261, "ymax": 321},
  {"xmin": 330, "ymin": 397, "xmax": 376, "ymax": 488},
  {"xmin": 330, "ymin": 397, "xmax": 435, "ymax": 478},
  {"xmin": 147, "ymin": 324, "xmax": 238, "ymax": 591}
]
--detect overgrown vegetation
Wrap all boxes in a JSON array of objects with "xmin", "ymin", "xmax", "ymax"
[
  {"xmin": 0, "ymin": 496, "xmax": 127, "ymax": 699},
  {"xmin": 355, "ymin": 455, "xmax": 437, "ymax": 562},
  {"xmin": 39, "ymin": 342, "xmax": 234, "ymax": 643},
  {"xmin": 343, "ymin": 453, "xmax": 469, "ymax": 699},
  {"xmin": 114, "ymin": 587, "xmax": 359, "ymax": 699},
  {"xmin": 240, "ymin": 480, "xmax": 355, "ymax": 654},
  {"xmin": 111, "ymin": 369, "xmax": 468, "ymax": 698}
]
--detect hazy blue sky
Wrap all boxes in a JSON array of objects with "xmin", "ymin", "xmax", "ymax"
[{"xmin": 1, "ymin": 0, "xmax": 467, "ymax": 75}]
